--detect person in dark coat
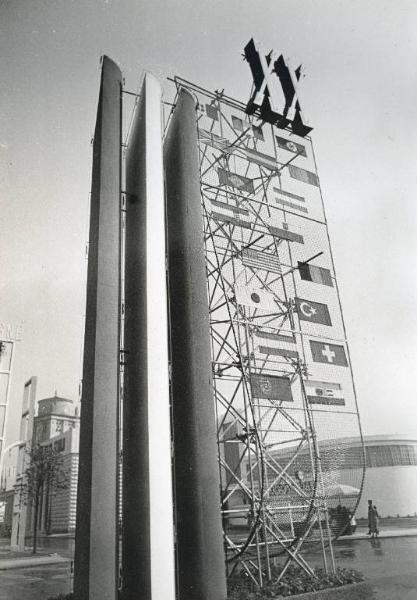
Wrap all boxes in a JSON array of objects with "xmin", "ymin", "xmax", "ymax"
[
  {"xmin": 369, "ymin": 504, "xmax": 380, "ymax": 538},
  {"xmin": 370, "ymin": 505, "xmax": 380, "ymax": 538},
  {"xmin": 367, "ymin": 499, "xmax": 373, "ymax": 535}
]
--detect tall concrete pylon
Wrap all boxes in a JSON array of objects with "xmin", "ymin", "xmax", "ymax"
[
  {"xmin": 74, "ymin": 56, "xmax": 122, "ymax": 600},
  {"xmin": 75, "ymin": 60, "xmax": 226, "ymax": 600},
  {"xmin": 164, "ymin": 88, "xmax": 227, "ymax": 600},
  {"xmin": 123, "ymin": 73, "xmax": 175, "ymax": 600}
]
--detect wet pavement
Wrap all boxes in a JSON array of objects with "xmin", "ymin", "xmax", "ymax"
[
  {"xmin": 308, "ymin": 535, "xmax": 417, "ymax": 579},
  {"xmin": 0, "ymin": 533, "xmax": 416, "ymax": 599},
  {"xmin": 299, "ymin": 535, "xmax": 417, "ymax": 599},
  {"xmin": 0, "ymin": 562, "xmax": 73, "ymax": 600}
]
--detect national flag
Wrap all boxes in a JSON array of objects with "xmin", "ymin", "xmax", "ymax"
[
  {"xmin": 198, "ymin": 103, "xmax": 219, "ymax": 120},
  {"xmin": 218, "ymin": 168, "xmax": 255, "ymax": 194},
  {"xmin": 298, "ymin": 262, "xmax": 333, "ymax": 287},
  {"xmin": 295, "ymin": 298, "xmax": 332, "ymax": 326},
  {"xmin": 309, "ymin": 341, "xmax": 348, "ymax": 367},
  {"xmin": 274, "ymin": 188, "xmax": 305, "ymax": 203},
  {"xmin": 222, "ymin": 420, "xmax": 242, "ymax": 483},
  {"xmin": 240, "ymin": 248, "xmax": 281, "ymax": 274},
  {"xmin": 275, "ymin": 198, "xmax": 308, "ymax": 214},
  {"xmin": 265, "ymin": 217, "xmax": 304, "ymax": 244},
  {"xmin": 252, "ymin": 124, "xmax": 264, "ymax": 141},
  {"xmin": 305, "ymin": 380, "xmax": 345, "ymax": 406},
  {"xmin": 288, "ymin": 164, "xmax": 319, "ymax": 187},
  {"xmin": 276, "ymin": 135, "xmax": 307, "ymax": 157},
  {"xmin": 209, "ymin": 199, "xmax": 252, "ymax": 229},
  {"xmin": 199, "ymin": 129, "xmax": 231, "ymax": 154},
  {"xmin": 231, "ymin": 115, "xmax": 249, "ymax": 132},
  {"xmin": 231, "ymin": 115, "xmax": 264, "ymax": 140},
  {"xmin": 274, "ymin": 187, "xmax": 308, "ymax": 214},
  {"xmin": 254, "ymin": 330, "xmax": 298, "ymax": 360},
  {"xmin": 243, "ymin": 147, "xmax": 278, "ymax": 170},
  {"xmin": 250, "ymin": 373, "xmax": 293, "ymax": 402},
  {"xmin": 234, "ymin": 285, "xmax": 277, "ymax": 311},
  {"xmin": 199, "ymin": 132, "xmax": 277, "ymax": 170}
]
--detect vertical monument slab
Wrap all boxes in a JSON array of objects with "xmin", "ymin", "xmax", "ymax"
[
  {"xmin": 164, "ymin": 88, "xmax": 227, "ymax": 600},
  {"xmin": 74, "ymin": 56, "xmax": 122, "ymax": 600},
  {"xmin": 123, "ymin": 73, "xmax": 175, "ymax": 600}
]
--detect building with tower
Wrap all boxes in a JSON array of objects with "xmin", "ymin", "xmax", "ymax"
[
  {"xmin": 28, "ymin": 394, "xmax": 80, "ymax": 534},
  {"xmin": 33, "ymin": 394, "xmax": 79, "ymax": 445}
]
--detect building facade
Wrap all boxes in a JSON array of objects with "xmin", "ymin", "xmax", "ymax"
[
  {"xmin": 20, "ymin": 395, "xmax": 79, "ymax": 535},
  {"xmin": 341, "ymin": 435, "xmax": 417, "ymax": 519},
  {"xmin": 225, "ymin": 433, "xmax": 417, "ymax": 527}
]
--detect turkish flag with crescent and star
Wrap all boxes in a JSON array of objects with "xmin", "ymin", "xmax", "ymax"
[
  {"xmin": 309, "ymin": 341, "xmax": 348, "ymax": 366},
  {"xmin": 295, "ymin": 297, "xmax": 332, "ymax": 326}
]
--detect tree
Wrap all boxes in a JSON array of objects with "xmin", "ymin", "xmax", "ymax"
[{"xmin": 20, "ymin": 444, "xmax": 69, "ymax": 554}]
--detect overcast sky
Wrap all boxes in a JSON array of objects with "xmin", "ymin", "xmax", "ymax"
[{"xmin": 1, "ymin": 0, "xmax": 417, "ymax": 444}]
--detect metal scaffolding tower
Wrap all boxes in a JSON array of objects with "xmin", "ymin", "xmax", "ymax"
[{"xmin": 165, "ymin": 77, "xmax": 365, "ymax": 588}]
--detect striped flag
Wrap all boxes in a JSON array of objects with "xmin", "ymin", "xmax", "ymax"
[
  {"xmin": 234, "ymin": 285, "xmax": 277, "ymax": 311},
  {"xmin": 251, "ymin": 373, "xmax": 293, "ymax": 402},
  {"xmin": 298, "ymin": 262, "xmax": 333, "ymax": 287},
  {"xmin": 254, "ymin": 330, "xmax": 298, "ymax": 360},
  {"xmin": 265, "ymin": 217, "xmax": 304, "ymax": 244},
  {"xmin": 243, "ymin": 147, "xmax": 278, "ymax": 170},
  {"xmin": 310, "ymin": 341, "xmax": 348, "ymax": 367},
  {"xmin": 274, "ymin": 187, "xmax": 308, "ymax": 214},
  {"xmin": 209, "ymin": 199, "xmax": 252, "ymax": 229},
  {"xmin": 276, "ymin": 135, "xmax": 307, "ymax": 157},
  {"xmin": 199, "ymin": 131, "xmax": 277, "ymax": 170},
  {"xmin": 218, "ymin": 168, "xmax": 255, "ymax": 194},
  {"xmin": 240, "ymin": 248, "xmax": 281, "ymax": 274},
  {"xmin": 305, "ymin": 380, "xmax": 345, "ymax": 406},
  {"xmin": 288, "ymin": 164, "xmax": 319, "ymax": 187}
]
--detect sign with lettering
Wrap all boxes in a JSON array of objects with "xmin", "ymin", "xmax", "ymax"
[{"xmin": 244, "ymin": 38, "xmax": 312, "ymax": 137}]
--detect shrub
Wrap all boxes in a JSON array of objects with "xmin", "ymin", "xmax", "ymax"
[{"xmin": 228, "ymin": 565, "xmax": 364, "ymax": 598}]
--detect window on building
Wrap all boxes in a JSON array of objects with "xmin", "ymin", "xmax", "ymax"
[
  {"xmin": 366, "ymin": 445, "xmax": 393, "ymax": 467},
  {"xmin": 365, "ymin": 444, "xmax": 417, "ymax": 468},
  {"xmin": 54, "ymin": 438, "xmax": 65, "ymax": 453},
  {"xmin": 399, "ymin": 445, "xmax": 414, "ymax": 465}
]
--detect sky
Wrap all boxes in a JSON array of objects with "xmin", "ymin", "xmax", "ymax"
[{"xmin": 1, "ymin": 0, "xmax": 417, "ymax": 445}]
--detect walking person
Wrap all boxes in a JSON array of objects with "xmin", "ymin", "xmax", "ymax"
[
  {"xmin": 347, "ymin": 511, "xmax": 357, "ymax": 535},
  {"xmin": 369, "ymin": 504, "xmax": 380, "ymax": 538},
  {"xmin": 372, "ymin": 505, "xmax": 380, "ymax": 538},
  {"xmin": 367, "ymin": 500, "xmax": 373, "ymax": 534}
]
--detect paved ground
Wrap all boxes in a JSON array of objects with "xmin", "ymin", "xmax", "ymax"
[
  {"xmin": 0, "ymin": 524, "xmax": 416, "ymax": 599},
  {"xmin": 296, "ymin": 534, "xmax": 417, "ymax": 599},
  {"xmin": 0, "ymin": 562, "xmax": 73, "ymax": 600}
]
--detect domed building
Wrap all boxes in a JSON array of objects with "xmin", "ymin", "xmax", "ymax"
[
  {"xmin": 337, "ymin": 434, "xmax": 417, "ymax": 519},
  {"xmin": 222, "ymin": 431, "xmax": 417, "ymax": 529}
]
